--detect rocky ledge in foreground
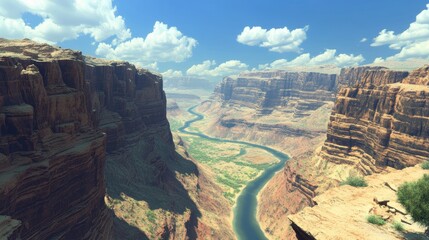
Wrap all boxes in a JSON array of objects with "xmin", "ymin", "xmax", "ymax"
[{"xmin": 289, "ymin": 165, "xmax": 429, "ymax": 240}]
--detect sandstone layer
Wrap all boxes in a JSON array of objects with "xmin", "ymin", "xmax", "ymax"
[
  {"xmin": 196, "ymin": 70, "xmax": 336, "ymax": 156},
  {"xmin": 0, "ymin": 39, "xmax": 115, "ymax": 239},
  {"xmin": 0, "ymin": 38, "xmax": 233, "ymax": 239},
  {"xmin": 261, "ymin": 65, "xmax": 429, "ymax": 239}
]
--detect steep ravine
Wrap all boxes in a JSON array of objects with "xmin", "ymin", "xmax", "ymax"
[
  {"xmin": 179, "ymin": 106, "xmax": 289, "ymax": 240},
  {"xmin": 196, "ymin": 66, "xmax": 429, "ymax": 239}
]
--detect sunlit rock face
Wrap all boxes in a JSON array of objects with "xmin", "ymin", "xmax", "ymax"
[
  {"xmin": 321, "ymin": 66, "xmax": 429, "ymax": 173},
  {"xmin": 0, "ymin": 38, "xmax": 168, "ymax": 239},
  {"xmin": 266, "ymin": 65, "xmax": 429, "ymax": 240},
  {"xmin": 218, "ymin": 71, "xmax": 337, "ymax": 109},
  {"xmin": 198, "ymin": 70, "xmax": 337, "ymax": 155}
]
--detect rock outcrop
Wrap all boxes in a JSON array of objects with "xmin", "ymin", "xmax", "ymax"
[
  {"xmin": 336, "ymin": 66, "xmax": 408, "ymax": 90},
  {"xmin": 0, "ymin": 39, "xmax": 118, "ymax": 239},
  {"xmin": 289, "ymin": 165, "xmax": 429, "ymax": 240},
  {"xmin": 218, "ymin": 71, "xmax": 337, "ymax": 110},
  {"xmin": 322, "ymin": 66, "xmax": 428, "ymax": 173},
  {"xmin": 0, "ymin": 38, "xmax": 233, "ymax": 239},
  {"xmin": 260, "ymin": 65, "xmax": 429, "ymax": 239}
]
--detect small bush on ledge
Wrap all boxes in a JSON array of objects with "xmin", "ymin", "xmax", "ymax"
[
  {"xmin": 367, "ymin": 215, "xmax": 386, "ymax": 226},
  {"xmin": 392, "ymin": 221, "xmax": 404, "ymax": 232},
  {"xmin": 421, "ymin": 161, "xmax": 429, "ymax": 170},
  {"xmin": 340, "ymin": 176, "xmax": 368, "ymax": 187}
]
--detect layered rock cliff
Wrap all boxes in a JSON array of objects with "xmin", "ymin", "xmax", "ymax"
[
  {"xmin": 260, "ymin": 65, "xmax": 429, "ymax": 239},
  {"xmin": 196, "ymin": 70, "xmax": 336, "ymax": 157},
  {"xmin": 0, "ymin": 39, "xmax": 233, "ymax": 240},
  {"xmin": 218, "ymin": 71, "xmax": 336, "ymax": 110},
  {"xmin": 322, "ymin": 66, "xmax": 428, "ymax": 173},
  {"xmin": 0, "ymin": 39, "xmax": 115, "ymax": 239}
]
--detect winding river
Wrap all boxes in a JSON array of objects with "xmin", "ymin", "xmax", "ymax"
[{"xmin": 178, "ymin": 106, "xmax": 289, "ymax": 240}]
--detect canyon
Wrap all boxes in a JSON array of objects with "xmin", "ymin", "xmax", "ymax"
[
  {"xmin": 0, "ymin": 39, "xmax": 233, "ymax": 239},
  {"xmin": 1, "ymin": 37, "xmax": 428, "ymax": 240},
  {"xmin": 195, "ymin": 65, "xmax": 429, "ymax": 239}
]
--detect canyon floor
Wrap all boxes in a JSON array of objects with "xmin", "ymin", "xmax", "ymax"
[{"xmin": 166, "ymin": 90, "xmax": 280, "ymax": 206}]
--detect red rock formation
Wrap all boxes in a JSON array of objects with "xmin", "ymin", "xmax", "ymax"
[
  {"xmin": 219, "ymin": 71, "xmax": 337, "ymax": 110},
  {"xmin": 197, "ymin": 70, "xmax": 336, "ymax": 157},
  {"xmin": 336, "ymin": 66, "xmax": 408, "ymax": 89},
  {"xmin": 259, "ymin": 65, "xmax": 429, "ymax": 239},
  {"xmin": 0, "ymin": 38, "xmax": 233, "ymax": 240},
  {"xmin": 0, "ymin": 41, "xmax": 114, "ymax": 239},
  {"xmin": 322, "ymin": 67, "xmax": 429, "ymax": 173}
]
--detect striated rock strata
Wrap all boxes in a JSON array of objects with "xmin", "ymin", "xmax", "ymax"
[
  {"xmin": 196, "ymin": 70, "xmax": 336, "ymax": 156},
  {"xmin": 0, "ymin": 39, "xmax": 115, "ymax": 239},
  {"xmin": 322, "ymin": 66, "xmax": 428, "ymax": 173},
  {"xmin": 261, "ymin": 65, "xmax": 429, "ymax": 239},
  {"xmin": 0, "ymin": 38, "xmax": 233, "ymax": 239}
]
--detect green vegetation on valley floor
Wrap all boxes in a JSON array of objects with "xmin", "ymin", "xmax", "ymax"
[{"xmin": 167, "ymin": 101, "xmax": 278, "ymax": 203}]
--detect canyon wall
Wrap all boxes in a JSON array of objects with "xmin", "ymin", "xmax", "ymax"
[
  {"xmin": 261, "ymin": 65, "xmax": 429, "ymax": 239},
  {"xmin": 0, "ymin": 39, "xmax": 233, "ymax": 239},
  {"xmin": 322, "ymin": 66, "xmax": 429, "ymax": 174},
  {"xmin": 196, "ymin": 66, "xmax": 428, "ymax": 239},
  {"xmin": 0, "ymin": 39, "xmax": 118, "ymax": 239},
  {"xmin": 197, "ymin": 70, "xmax": 336, "ymax": 158},
  {"xmin": 218, "ymin": 71, "xmax": 336, "ymax": 110}
]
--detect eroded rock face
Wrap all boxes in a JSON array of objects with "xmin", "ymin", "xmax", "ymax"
[
  {"xmin": 218, "ymin": 71, "xmax": 337, "ymax": 110},
  {"xmin": 0, "ymin": 38, "xmax": 233, "ymax": 240},
  {"xmin": 251, "ymin": 66, "xmax": 428, "ymax": 239},
  {"xmin": 336, "ymin": 66, "xmax": 408, "ymax": 90},
  {"xmin": 258, "ymin": 65, "xmax": 428, "ymax": 239},
  {"xmin": 0, "ymin": 38, "xmax": 168, "ymax": 239},
  {"xmin": 322, "ymin": 67, "xmax": 429, "ymax": 173},
  {"xmin": 197, "ymin": 70, "xmax": 336, "ymax": 155}
]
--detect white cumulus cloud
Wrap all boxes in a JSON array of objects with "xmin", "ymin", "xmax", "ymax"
[
  {"xmin": 371, "ymin": 4, "xmax": 429, "ymax": 60},
  {"xmin": 0, "ymin": 0, "xmax": 131, "ymax": 44},
  {"xmin": 186, "ymin": 60, "xmax": 248, "ymax": 78},
  {"xmin": 95, "ymin": 21, "xmax": 197, "ymax": 67},
  {"xmin": 162, "ymin": 69, "xmax": 183, "ymax": 78},
  {"xmin": 263, "ymin": 49, "xmax": 364, "ymax": 69},
  {"xmin": 360, "ymin": 38, "xmax": 367, "ymax": 43},
  {"xmin": 237, "ymin": 25, "xmax": 309, "ymax": 53}
]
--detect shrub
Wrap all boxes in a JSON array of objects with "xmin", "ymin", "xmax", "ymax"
[
  {"xmin": 367, "ymin": 215, "xmax": 386, "ymax": 225},
  {"xmin": 397, "ymin": 174, "xmax": 429, "ymax": 233},
  {"xmin": 421, "ymin": 161, "xmax": 429, "ymax": 170},
  {"xmin": 392, "ymin": 221, "xmax": 404, "ymax": 232},
  {"xmin": 340, "ymin": 176, "xmax": 368, "ymax": 187}
]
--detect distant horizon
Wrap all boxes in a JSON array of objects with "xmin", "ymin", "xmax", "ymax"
[{"xmin": 1, "ymin": 1, "xmax": 428, "ymax": 80}]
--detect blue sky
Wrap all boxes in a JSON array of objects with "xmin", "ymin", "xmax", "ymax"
[{"xmin": 0, "ymin": 0, "xmax": 428, "ymax": 79}]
